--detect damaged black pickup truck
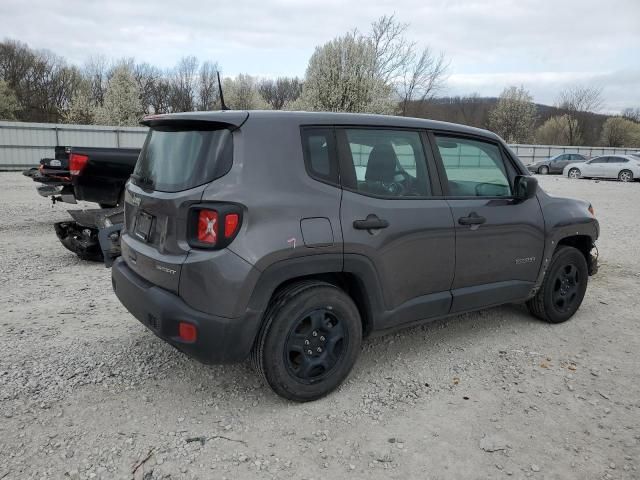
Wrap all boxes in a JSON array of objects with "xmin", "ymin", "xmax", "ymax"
[
  {"xmin": 24, "ymin": 146, "xmax": 140, "ymax": 261},
  {"xmin": 24, "ymin": 146, "xmax": 140, "ymax": 207}
]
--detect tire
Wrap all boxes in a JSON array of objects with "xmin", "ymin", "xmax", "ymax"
[
  {"xmin": 618, "ymin": 170, "xmax": 633, "ymax": 182},
  {"xmin": 568, "ymin": 168, "xmax": 581, "ymax": 179},
  {"xmin": 251, "ymin": 281, "xmax": 362, "ymax": 402},
  {"xmin": 527, "ymin": 246, "xmax": 588, "ymax": 323},
  {"xmin": 538, "ymin": 165, "xmax": 549, "ymax": 175}
]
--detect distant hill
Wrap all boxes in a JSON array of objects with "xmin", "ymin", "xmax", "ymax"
[{"xmin": 407, "ymin": 96, "xmax": 610, "ymax": 145}]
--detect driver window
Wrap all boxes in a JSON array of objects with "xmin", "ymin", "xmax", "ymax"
[
  {"xmin": 343, "ymin": 129, "xmax": 431, "ymax": 197},
  {"xmin": 434, "ymin": 135, "xmax": 513, "ymax": 197}
]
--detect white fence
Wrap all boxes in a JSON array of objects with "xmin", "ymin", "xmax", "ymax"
[
  {"xmin": 0, "ymin": 121, "xmax": 148, "ymax": 170},
  {"xmin": 1, "ymin": 120, "xmax": 638, "ymax": 170},
  {"xmin": 509, "ymin": 144, "xmax": 639, "ymax": 165}
]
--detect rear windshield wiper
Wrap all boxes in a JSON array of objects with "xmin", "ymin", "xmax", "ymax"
[{"xmin": 131, "ymin": 173, "xmax": 155, "ymax": 189}]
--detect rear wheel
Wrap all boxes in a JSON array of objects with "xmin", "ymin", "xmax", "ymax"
[
  {"xmin": 618, "ymin": 170, "xmax": 633, "ymax": 182},
  {"xmin": 538, "ymin": 165, "xmax": 549, "ymax": 175},
  {"xmin": 568, "ymin": 168, "xmax": 581, "ymax": 179},
  {"xmin": 251, "ymin": 281, "xmax": 362, "ymax": 402},
  {"xmin": 527, "ymin": 246, "xmax": 588, "ymax": 323}
]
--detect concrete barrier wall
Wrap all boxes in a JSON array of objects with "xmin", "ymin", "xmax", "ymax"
[{"xmin": 1, "ymin": 120, "xmax": 638, "ymax": 170}]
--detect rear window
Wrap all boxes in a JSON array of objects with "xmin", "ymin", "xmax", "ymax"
[{"xmin": 134, "ymin": 125, "xmax": 233, "ymax": 192}]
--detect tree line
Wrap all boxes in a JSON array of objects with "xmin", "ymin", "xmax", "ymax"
[{"xmin": 1, "ymin": 15, "xmax": 639, "ymax": 148}]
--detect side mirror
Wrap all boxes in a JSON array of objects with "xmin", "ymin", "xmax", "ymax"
[{"xmin": 514, "ymin": 175, "xmax": 538, "ymax": 201}]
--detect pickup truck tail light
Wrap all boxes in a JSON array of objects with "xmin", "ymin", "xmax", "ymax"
[
  {"xmin": 188, "ymin": 204, "xmax": 243, "ymax": 249},
  {"xmin": 69, "ymin": 153, "xmax": 89, "ymax": 176}
]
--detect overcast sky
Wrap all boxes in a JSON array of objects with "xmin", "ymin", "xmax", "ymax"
[{"xmin": 1, "ymin": 0, "xmax": 639, "ymax": 112}]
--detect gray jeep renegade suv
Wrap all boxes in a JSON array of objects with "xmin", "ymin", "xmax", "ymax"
[{"xmin": 112, "ymin": 110, "xmax": 599, "ymax": 401}]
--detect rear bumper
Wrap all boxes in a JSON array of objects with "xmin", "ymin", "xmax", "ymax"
[{"xmin": 111, "ymin": 257, "xmax": 260, "ymax": 364}]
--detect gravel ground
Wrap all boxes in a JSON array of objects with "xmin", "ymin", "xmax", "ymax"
[{"xmin": 0, "ymin": 172, "xmax": 639, "ymax": 480}]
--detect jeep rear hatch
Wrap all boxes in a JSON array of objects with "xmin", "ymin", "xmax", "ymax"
[{"xmin": 123, "ymin": 114, "xmax": 246, "ymax": 292}]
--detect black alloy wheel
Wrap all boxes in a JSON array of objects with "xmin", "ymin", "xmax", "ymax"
[
  {"xmin": 284, "ymin": 308, "xmax": 347, "ymax": 382},
  {"xmin": 550, "ymin": 263, "xmax": 581, "ymax": 313},
  {"xmin": 252, "ymin": 281, "xmax": 362, "ymax": 402}
]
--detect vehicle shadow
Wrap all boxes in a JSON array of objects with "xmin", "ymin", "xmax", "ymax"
[{"xmin": 131, "ymin": 302, "xmax": 542, "ymax": 407}]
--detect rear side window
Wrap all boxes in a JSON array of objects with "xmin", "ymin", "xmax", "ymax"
[
  {"xmin": 434, "ymin": 135, "xmax": 512, "ymax": 197},
  {"xmin": 301, "ymin": 128, "xmax": 339, "ymax": 186},
  {"xmin": 340, "ymin": 129, "xmax": 431, "ymax": 198},
  {"xmin": 134, "ymin": 124, "xmax": 233, "ymax": 192}
]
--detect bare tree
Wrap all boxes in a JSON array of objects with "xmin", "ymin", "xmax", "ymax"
[
  {"xmin": 557, "ymin": 85, "xmax": 603, "ymax": 113},
  {"xmin": 369, "ymin": 14, "xmax": 412, "ymax": 83},
  {"xmin": 257, "ymin": 77, "xmax": 303, "ymax": 110},
  {"xmin": 622, "ymin": 107, "xmax": 640, "ymax": 123},
  {"xmin": 453, "ymin": 94, "xmax": 488, "ymax": 127},
  {"xmin": 169, "ymin": 56, "xmax": 198, "ymax": 112},
  {"xmin": 367, "ymin": 15, "xmax": 448, "ymax": 116},
  {"xmin": 0, "ymin": 39, "xmax": 229, "ymax": 121},
  {"xmin": 556, "ymin": 85, "xmax": 603, "ymax": 145},
  {"xmin": 133, "ymin": 62, "xmax": 161, "ymax": 115},
  {"xmin": 197, "ymin": 61, "xmax": 220, "ymax": 111},
  {"xmin": 398, "ymin": 48, "xmax": 448, "ymax": 115},
  {"xmin": 0, "ymin": 40, "xmax": 84, "ymax": 122},
  {"xmin": 83, "ymin": 55, "xmax": 109, "ymax": 106},
  {"xmin": 149, "ymin": 77, "xmax": 172, "ymax": 114}
]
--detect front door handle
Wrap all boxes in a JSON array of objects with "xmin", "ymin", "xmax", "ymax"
[
  {"xmin": 353, "ymin": 214, "xmax": 389, "ymax": 230},
  {"xmin": 458, "ymin": 212, "xmax": 486, "ymax": 226}
]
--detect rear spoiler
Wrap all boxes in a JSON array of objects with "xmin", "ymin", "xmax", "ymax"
[{"xmin": 141, "ymin": 111, "xmax": 249, "ymax": 129}]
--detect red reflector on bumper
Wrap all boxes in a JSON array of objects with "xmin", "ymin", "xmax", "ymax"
[{"xmin": 178, "ymin": 322, "xmax": 197, "ymax": 342}]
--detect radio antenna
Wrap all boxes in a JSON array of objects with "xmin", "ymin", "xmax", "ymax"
[{"xmin": 217, "ymin": 71, "xmax": 229, "ymax": 111}]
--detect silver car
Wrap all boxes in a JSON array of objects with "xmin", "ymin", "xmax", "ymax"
[
  {"xmin": 527, "ymin": 153, "xmax": 588, "ymax": 175},
  {"xmin": 564, "ymin": 155, "xmax": 640, "ymax": 182}
]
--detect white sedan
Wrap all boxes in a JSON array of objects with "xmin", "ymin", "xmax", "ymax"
[{"xmin": 563, "ymin": 155, "xmax": 640, "ymax": 182}]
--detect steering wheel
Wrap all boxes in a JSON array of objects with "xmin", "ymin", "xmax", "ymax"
[{"xmin": 384, "ymin": 180, "xmax": 406, "ymax": 196}]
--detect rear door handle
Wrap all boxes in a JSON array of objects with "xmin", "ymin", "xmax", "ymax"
[
  {"xmin": 353, "ymin": 214, "xmax": 389, "ymax": 230},
  {"xmin": 458, "ymin": 212, "xmax": 486, "ymax": 226}
]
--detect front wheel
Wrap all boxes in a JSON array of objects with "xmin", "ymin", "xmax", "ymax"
[
  {"xmin": 618, "ymin": 170, "xmax": 633, "ymax": 182},
  {"xmin": 251, "ymin": 281, "xmax": 362, "ymax": 402},
  {"xmin": 568, "ymin": 168, "xmax": 581, "ymax": 179},
  {"xmin": 538, "ymin": 165, "xmax": 549, "ymax": 175},
  {"xmin": 527, "ymin": 246, "xmax": 588, "ymax": 323}
]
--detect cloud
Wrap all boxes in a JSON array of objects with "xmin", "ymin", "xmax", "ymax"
[
  {"xmin": 447, "ymin": 70, "xmax": 640, "ymax": 112},
  {"xmin": 1, "ymin": 0, "xmax": 638, "ymax": 111}
]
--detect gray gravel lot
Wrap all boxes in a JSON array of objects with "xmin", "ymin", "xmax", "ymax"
[{"xmin": 1, "ymin": 172, "xmax": 639, "ymax": 479}]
